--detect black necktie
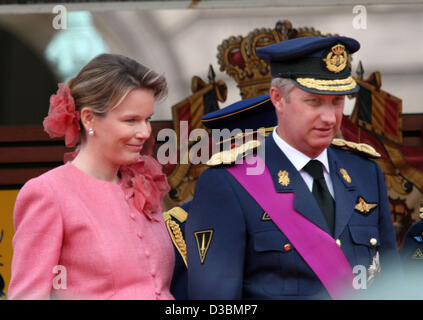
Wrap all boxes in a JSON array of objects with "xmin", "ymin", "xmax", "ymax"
[{"xmin": 303, "ymin": 160, "xmax": 335, "ymax": 235}]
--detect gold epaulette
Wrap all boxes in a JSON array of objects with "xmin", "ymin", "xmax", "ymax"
[
  {"xmin": 206, "ymin": 139, "xmax": 262, "ymax": 166},
  {"xmin": 163, "ymin": 207, "xmax": 188, "ymax": 267},
  {"xmin": 419, "ymin": 207, "xmax": 423, "ymax": 220},
  {"xmin": 331, "ymin": 138, "xmax": 381, "ymax": 159}
]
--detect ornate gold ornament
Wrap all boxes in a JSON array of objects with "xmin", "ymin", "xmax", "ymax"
[
  {"xmin": 296, "ymin": 76, "xmax": 356, "ymax": 92},
  {"xmin": 163, "ymin": 207, "xmax": 188, "ymax": 266},
  {"xmin": 331, "ymin": 138, "xmax": 381, "ymax": 158},
  {"xmin": 323, "ymin": 44, "xmax": 348, "ymax": 73},
  {"xmin": 278, "ymin": 170, "xmax": 290, "ymax": 187},
  {"xmin": 339, "ymin": 168, "xmax": 352, "ymax": 183},
  {"xmin": 355, "ymin": 196, "xmax": 378, "ymax": 214},
  {"xmin": 194, "ymin": 230, "xmax": 214, "ymax": 264}
]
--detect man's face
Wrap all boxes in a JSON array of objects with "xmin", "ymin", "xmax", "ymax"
[{"xmin": 272, "ymin": 85, "xmax": 345, "ymax": 158}]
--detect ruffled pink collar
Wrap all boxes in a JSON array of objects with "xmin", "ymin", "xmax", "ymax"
[
  {"xmin": 120, "ymin": 155, "xmax": 170, "ymax": 222},
  {"xmin": 66, "ymin": 151, "xmax": 169, "ymax": 222}
]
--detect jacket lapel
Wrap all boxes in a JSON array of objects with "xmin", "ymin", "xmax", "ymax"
[
  {"xmin": 261, "ymin": 135, "xmax": 331, "ymax": 234},
  {"xmin": 328, "ymin": 147, "xmax": 357, "ymax": 239}
]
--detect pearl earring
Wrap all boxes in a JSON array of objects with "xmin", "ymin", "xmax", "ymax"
[{"xmin": 88, "ymin": 128, "xmax": 94, "ymax": 136}]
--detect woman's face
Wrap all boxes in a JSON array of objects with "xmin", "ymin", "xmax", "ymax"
[{"xmin": 90, "ymin": 88, "xmax": 155, "ymax": 166}]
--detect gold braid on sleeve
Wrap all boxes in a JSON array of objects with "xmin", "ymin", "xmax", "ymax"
[{"xmin": 163, "ymin": 207, "xmax": 188, "ymax": 267}]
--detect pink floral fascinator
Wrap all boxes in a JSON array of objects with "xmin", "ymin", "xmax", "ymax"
[{"xmin": 43, "ymin": 83, "xmax": 81, "ymax": 147}]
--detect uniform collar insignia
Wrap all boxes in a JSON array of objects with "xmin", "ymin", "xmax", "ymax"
[
  {"xmin": 339, "ymin": 168, "xmax": 351, "ymax": 183},
  {"xmin": 278, "ymin": 170, "xmax": 290, "ymax": 187}
]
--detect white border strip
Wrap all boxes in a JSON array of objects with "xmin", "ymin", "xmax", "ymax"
[{"xmin": 1, "ymin": 0, "xmax": 423, "ymax": 14}]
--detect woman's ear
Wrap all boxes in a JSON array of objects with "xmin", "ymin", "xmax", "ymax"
[
  {"xmin": 269, "ymin": 86, "xmax": 285, "ymax": 115},
  {"xmin": 80, "ymin": 107, "xmax": 95, "ymax": 131}
]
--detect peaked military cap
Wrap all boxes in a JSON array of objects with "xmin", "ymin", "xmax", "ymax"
[
  {"xmin": 256, "ymin": 36, "xmax": 361, "ymax": 95},
  {"xmin": 201, "ymin": 94, "xmax": 277, "ymax": 132},
  {"xmin": 201, "ymin": 95, "xmax": 277, "ymax": 166}
]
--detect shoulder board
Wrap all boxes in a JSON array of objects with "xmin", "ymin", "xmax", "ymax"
[
  {"xmin": 206, "ymin": 139, "xmax": 261, "ymax": 166},
  {"xmin": 163, "ymin": 207, "xmax": 188, "ymax": 266},
  {"xmin": 163, "ymin": 206, "xmax": 188, "ymax": 223},
  {"xmin": 331, "ymin": 138, "xmax": 381, "ymax": 159}
]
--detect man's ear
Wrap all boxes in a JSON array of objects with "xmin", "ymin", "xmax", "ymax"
[
  {"xmin": 80, "ymin": 107, "xmax": 95, "ymax": 131},
  {"xmin": 269, "ymin": 86, "xmax": 285, "ymax": 114}
]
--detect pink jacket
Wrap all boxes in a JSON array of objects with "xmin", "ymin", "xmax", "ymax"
[{"xmin": 8, "ymin": 162, "xmax": 175, "ymax": 300}]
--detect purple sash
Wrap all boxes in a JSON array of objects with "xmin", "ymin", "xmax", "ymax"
[{"xmin": 226, "ymin": 156, "xmax": 354, "ymax": 299}]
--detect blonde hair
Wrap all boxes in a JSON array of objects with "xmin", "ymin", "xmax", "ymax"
[{"xmin": 68, "ymin": 53, "xmax": 167, "ymax": 117}]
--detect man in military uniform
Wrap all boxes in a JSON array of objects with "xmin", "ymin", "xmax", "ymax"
[{"xmin": 182, "ymin": 36, "xmax": 400, "ymax": 299}]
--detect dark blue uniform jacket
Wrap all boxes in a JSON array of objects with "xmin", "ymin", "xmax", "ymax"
[{"xmin": 185, "ymin": 135, "xmax": 400, "ymax": 299}]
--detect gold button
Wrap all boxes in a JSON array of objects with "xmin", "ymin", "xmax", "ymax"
[
  {"xmin": 370, "ymin": 238, "xmax": 378, "ymax": 246},
  {"xmin": 336, "ymin": 239, "xmax": 341, "ymax": 247},
  {"xmin": 283, "ymin": 243, "xmax": 292, "ymax": 252},
  {"xmin": 419, "ymin": 212, "xmax": 423, "ymax": 220}
]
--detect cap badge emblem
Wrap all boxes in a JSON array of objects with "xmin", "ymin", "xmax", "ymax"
[{"xmin": 323, "ymin": 44, "xmax": 347, "ymax": 73}]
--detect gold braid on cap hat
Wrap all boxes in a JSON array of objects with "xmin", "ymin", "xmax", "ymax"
[{"xmin": 296, "ymin": 77, "xmax": 357, "ymax": 92}]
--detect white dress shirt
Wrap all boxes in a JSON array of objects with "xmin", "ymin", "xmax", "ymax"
[{"xmin": 272, "ymin": 127, "xmax": 335, "ymax": 198}]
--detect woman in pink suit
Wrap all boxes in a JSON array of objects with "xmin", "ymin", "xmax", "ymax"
[{"xmin": 8, "ymin": 54, "xmax": 174, "ymax": 300}]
